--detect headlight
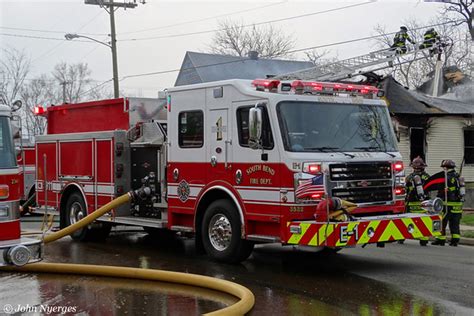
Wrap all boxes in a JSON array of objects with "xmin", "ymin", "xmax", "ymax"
[{"xmin": 0, "ymin": 205, "xmax": 9, "ymax": 217}]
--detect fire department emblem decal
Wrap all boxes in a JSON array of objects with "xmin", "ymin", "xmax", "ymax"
[{"xmin": 177, "ymin": 180, "xmax": 190, "ymax": 202}]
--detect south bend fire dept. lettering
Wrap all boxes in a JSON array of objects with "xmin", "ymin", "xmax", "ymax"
[{"xmin": 246, "ymin": 164, "xmax": 275, "ymax": 185}]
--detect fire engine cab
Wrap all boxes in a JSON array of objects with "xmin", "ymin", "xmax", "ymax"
[
  {"xmin": 0, "ymin": 103, "xmax": 42, "ymax": 267},
  {"xmin": 33, "ymin": 80, "xmax": 441, "ymax": 262}
]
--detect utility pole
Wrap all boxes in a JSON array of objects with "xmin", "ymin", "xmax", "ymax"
[
  {"xmin": 109, "ymin": 4, "xmax": 119, "ymax": 98},
  {"xmin": 85, "ymin": 1, "xmax": 144, "ymax": 98}
]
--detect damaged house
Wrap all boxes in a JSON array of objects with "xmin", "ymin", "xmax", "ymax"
[{"xmin": 382, "ymin": 76, "xmax": 474, "ymax": 208}]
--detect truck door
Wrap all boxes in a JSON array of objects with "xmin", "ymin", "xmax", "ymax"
[
  {"xmin": 207, "ymin": 108, "xmax": 232, "ymax": 180},
  {"xmin": 232, "ymin": 101, "xmax": 282, "ymax": 226}
]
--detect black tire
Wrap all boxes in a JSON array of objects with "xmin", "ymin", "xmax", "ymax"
[
  {"xmin": 201, "ymin": 199, "xmax": 254, "ymax": 263},
  {"xmin": 64, "ymin": 192, "xmax": 110, "ymax": 242}
]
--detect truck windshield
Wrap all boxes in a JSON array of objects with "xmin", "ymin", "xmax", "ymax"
[
  {"xmin": 277, "ymin": 101, "xmax": 398, "ymax": 153},
  {"xmin": 0, "ymin": 116, "xmax": 17, "ymax": 168}
]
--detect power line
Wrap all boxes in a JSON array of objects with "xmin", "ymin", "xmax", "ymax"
[
  {"xmin": 77, "ymin": 78, "xmax": 114, "ymax": 97},
  {"xmin": 32, "ymin": 11, "xmax": 105, "ymax": 63},
  {"xmin": 118, "ymin": 19, "xmax": 462, "ymax": 81},
  {"xmin": 0, "ymin": 26, "xmax": 106, "ymax": 36},
  {"xmin": 119, "ymin": 1, "xmax": 288, "ymax": 35},
  {"xmin": 120, "ymin": 1, "xmax": 376, "ymax": 42},
  {"xmin": 285, "ymin": 19, "xmax": 464, "ymax": 54},
  {"xmin": 0, "ymin": 32, "xmax": 91, "ymax": 42},
  {"xmin": 1, "ymin": 1, "xmax": 373, "ymax": 44}
]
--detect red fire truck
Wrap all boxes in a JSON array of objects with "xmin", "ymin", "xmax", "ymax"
[
  {"xmin": 0, "ymin": 102, "xmax": 42, "ymax": 267},
  {"xmin": 33, "ymin": 80, "xmax": 441, "ymax": 262}
]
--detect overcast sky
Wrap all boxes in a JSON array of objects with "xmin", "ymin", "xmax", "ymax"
[{"xmin": 1, "ymin": 0, "xmax": 449, "ymax": 97}]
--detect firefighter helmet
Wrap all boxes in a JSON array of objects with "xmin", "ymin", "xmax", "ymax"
[
  {"xmin": 440, "ymin": 159, "xmax": 456, "ymax": 168},
  {"xmin": 400, "ymin": 26, "xmax": 408, "ymax": 32},
  {"xmin": 410, "ymin": 156, "xmax": 427, "ymax": 169}
]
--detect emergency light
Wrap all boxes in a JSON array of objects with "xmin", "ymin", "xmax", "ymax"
[
  {"xmin": 303, "ymin": 163, "xmax": 322, "ymax": 175},
  {"xmin": 291, "ymin": 80, "xmax": 379, "ymax": 96},
  {"xmin": 34, "ymin": 105, "xmax": 46, "ymax": 115},
  {"xmin": 251, "ymin": 79, "xmax": 280, "ymax": 91},
  {"xmin": 393, "ymin": 161, "xmax": 404, "ymax": 173}
]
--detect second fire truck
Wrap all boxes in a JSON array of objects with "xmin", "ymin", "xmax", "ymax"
[
  {"xmin": 0, "ymin": 102, "xmax": 42, "ymax": 267},
  {"xmin": 32, "ymin": 79, "xmax": 442, "ymax": 262}
]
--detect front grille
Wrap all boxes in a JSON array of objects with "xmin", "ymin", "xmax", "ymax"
[
  {"xmin": 332, "ymin": 186, "xmax": 393, "ymax": 203},
  {"xmin": 328, "ymin": 162, "xmax": 393, "ymax": 204},
  {"xmin": 329, "ymin": 162, "xmax": 391, "ymax": 181}
]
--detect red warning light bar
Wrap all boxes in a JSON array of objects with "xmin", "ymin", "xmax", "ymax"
[{"xmin": 252, "ymin": 79, "xmax": 280, "ymax": 91}]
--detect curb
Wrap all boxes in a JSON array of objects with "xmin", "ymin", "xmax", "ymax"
[{"xmin": 460, "ymin": 237, "xmax": 474, "ymax": 246}]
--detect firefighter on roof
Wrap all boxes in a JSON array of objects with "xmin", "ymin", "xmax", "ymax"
[
  {"xmin": 419, "ymin": 28, "xmax": 440, "ymax": 56},
  {"xmin": 405, "ymin": 157, "xmax": 430, "ymax": 246},
  {"xmin": 432, "ymin": 160, "xmax": 464, "ymax": 246},
  {"xmin": 391, "ymin": 26, "xmax": 415, "ymax": 54}
]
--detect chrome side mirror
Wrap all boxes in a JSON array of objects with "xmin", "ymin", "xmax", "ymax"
[
  {"xmin": 11, "ymin": 100, "xmax": 22, "ymax": 112},
  {"xmin": 249, "ymin": 104, "xmax": 263, "ymax": 150}
]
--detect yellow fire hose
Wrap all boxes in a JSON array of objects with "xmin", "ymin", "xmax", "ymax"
[
  {"xmin": 43, "ymin": 192, "xmax": 131, "ymax": 244},
  {"xmin": 3, "ymin": 191, "xmax": 255, "ymax": 315}
]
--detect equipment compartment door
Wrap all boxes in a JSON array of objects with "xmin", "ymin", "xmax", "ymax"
[{"xmin": 208, "ymin": 109, "xmax": 232, "ymax": 179}]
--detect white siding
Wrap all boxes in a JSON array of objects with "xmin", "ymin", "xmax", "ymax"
[{"xmin": 425, "ymin": 117, "xmax": 474, "ymax": 182}]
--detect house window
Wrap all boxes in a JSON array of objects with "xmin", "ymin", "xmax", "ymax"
[
  {"xmin": 237, "ymin": 106, "xmax": 274, "ymax": 149},
  {"xmin": 179, "ymin": 111, "xmax": 203, "ymax": 148},
  {"xmin": 465, "ymin": 129, "xmax": 474, "ymax": 164}
]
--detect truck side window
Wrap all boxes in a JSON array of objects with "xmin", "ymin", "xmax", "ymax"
[
  {"xmin": 178, "ymin": 111, "xmax": 204, "ymax": 148},
  {"xmin": 237, "ymin": 106, "xmax": 274, "ymax": 149}
]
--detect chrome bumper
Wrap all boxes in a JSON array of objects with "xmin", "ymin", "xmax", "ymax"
[{"xmin": 0, "ymin": 237, "xmax": 43, "ymax": 267}]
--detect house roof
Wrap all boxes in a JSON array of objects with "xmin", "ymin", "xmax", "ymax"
[
  {"xmin": 382, "ymin": 76, "xmax": 473, "ymax": 115},
  {"xmin": 174, "ymin": 51, "xmax": 314, "ymax": 86}
]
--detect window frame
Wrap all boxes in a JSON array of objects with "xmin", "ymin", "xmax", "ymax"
[
  {"xmin": 236, "ymin": 105, "xmax": 274, "ymax": 150},
  {"xmin": 178, "ymin": 110, "xmax": 204, "ymax": 149},
  {"xmin": 464, "ymin": 128, "xmax": 474, "ymax": 165}
]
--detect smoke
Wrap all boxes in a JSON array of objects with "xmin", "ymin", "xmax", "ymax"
[{"xmin": 441, "ymin": 81, "xmax": 474, "ymax": 103}]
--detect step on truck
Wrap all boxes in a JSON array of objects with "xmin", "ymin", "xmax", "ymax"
[
  {"xmin": 32, "ymin": 80, "xmax": 442, "ymax": 262},
  {"xmin": 0, "ymin": 102, "xmax": 42, "ymax": 267}
]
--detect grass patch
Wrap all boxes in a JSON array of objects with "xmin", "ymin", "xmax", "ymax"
[
  {"xmin": 461, "ymin": 214, "xmax": 474, "ymax": 226},
  {"xmin": 462, "ymin": 231, "xmax": 474, "ymax": 239}
]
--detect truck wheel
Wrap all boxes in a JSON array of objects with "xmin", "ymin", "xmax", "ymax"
[
  {"xmin": 65, "ymin": 192, "xmax": 110, "ymax": 242},
  {"xmin": 202, "ymin": 199, "xmax": 254, "ymax": 263}
]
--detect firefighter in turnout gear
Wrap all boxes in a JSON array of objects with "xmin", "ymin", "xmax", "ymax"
[
  {"xmin": 432, "ymin": 160, "xmax": 464, "ymax": 246},
  {"xmin": 419, "ymin": 28, "xmax": 440, "ymax": 56},
  {"xmin": 405, "ymin": 157, "xmax": 430, "ymax": 246},
  {"xmin": 391, "ymin": 26, "xmax": 415, "ymax": 54}
]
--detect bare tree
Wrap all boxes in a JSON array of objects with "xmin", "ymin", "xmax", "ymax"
[
  {"xmin": 372, "ymin": 17, "xmax": 472, "ymax": 88},
  {"xmin": 19, "ymin": 75, "xmax": 56, "ymax": 139},
  {"xmin": 304, "ymin": 49, "xmax": 340, "ymax": 67},
  {"xmin": 440, "ymin": 0, "xmax": 473, "ymax": 40},
  {"xmin": 52, "ymin": 62, "xmax": 93, "ymax": 104},
  {"xmin": 0, "ymin": 47, "xmax": 30, "ymax": 106},
  {"xmin": 208, "ymin": 19, "xmax": 295, "ymax": 58}
]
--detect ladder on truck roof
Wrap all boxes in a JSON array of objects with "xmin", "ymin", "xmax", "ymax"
[{"xmin": 276, "ymin": 41, "xmax": 449, "ymax": 81}]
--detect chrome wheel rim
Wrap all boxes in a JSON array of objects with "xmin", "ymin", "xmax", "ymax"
[
  {"xmin": 208, "ymin": 213, "xmax": 232, "ymax": 251},
  {"xmin": 69, "ymin": 201, "xmax": 85, "ymax": 225}
]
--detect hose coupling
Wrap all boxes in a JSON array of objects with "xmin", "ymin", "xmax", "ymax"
[{"xmin": 130, "ymin": 186, "xmax": 152, "ymax": 202}]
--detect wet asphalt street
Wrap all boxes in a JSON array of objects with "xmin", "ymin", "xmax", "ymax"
[{"xmin": 1, "ymin": 220, "xmax": 473, "ymax": 315}]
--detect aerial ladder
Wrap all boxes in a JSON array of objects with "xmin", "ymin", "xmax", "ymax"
[{"xmin": 276, "ymin": 39, "xmax": 450, "ymax": 82}]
